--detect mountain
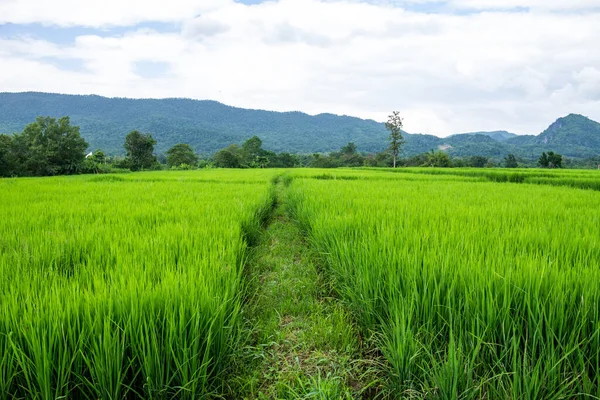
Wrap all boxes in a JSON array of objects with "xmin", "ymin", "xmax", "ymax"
[
  {"xmin": 503, "ymin": 114, "xmax": 600, "ymax": 158},
  {"xmin": 537, "ymin": 114, "xmax": 600, "ymax": 146},
  {"xmin": 0, "ymin": 92, "xmax": 388, "ymax": 155},
  {"xmin": 0, "ymin": 92, "xmax": 599, "ymax": 159},
  {"xmin": 441, "ymin": 134, "xmax": 516, "ymax": 158},
  {"xmin": 451, "ymin": 130, "xmax": 518, "ymax": 141}
]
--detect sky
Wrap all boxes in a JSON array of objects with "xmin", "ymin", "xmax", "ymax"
[{"xmin": 1, "ymin": 0, "xmax": 599, "ymax": 137}]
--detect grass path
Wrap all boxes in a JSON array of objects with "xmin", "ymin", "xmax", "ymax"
[{"xmin": 228, "ymin": 181, "xmax": 380, "ymax": 399}]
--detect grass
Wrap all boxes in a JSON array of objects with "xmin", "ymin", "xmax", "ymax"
[
  {"xmin": 229, "ymin": 178, "xmax": 380, "ymax": 399},
  {"xmin": 368, "ymin": 167, "xmax": 600, "ymax": 190},
  {"xmin": 2, "ymin": 167, "xmax": 600, "ymax": 399},
  {"xmin": 0, "ymin": 169, "xmax": 276, "ymax": 398},
  {"xmin": 288, "ymin": 169, "xmax": 600, "ymax": 398}
]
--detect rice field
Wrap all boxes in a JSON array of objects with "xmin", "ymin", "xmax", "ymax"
[
  {"xmin": 0, "ymin": 170, "xmax": 276, "ymax": 398},
  {"xmin": 2, "ymin": 168, "xmax": 600, "ymax": 399},
  {"xmin": 288, "ymin": 170, "xmax": 600, "ymax": 398}
]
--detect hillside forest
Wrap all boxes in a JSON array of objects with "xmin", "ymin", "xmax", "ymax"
[{"xmin": 2, "ymin": 114, "xmax": 599, "ymax": 178}]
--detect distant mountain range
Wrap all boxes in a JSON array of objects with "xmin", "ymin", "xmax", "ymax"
[
  {"xmin": 450, "ymin": 131, "xmax": 518, "ymax": 142},
  {"xmin": 0, "ymin": 92, "xmax": 599, "ymax": 159}
]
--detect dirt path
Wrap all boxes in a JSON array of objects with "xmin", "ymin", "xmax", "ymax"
[{"xmin": 228, "ymin": 181, "xmax": 379, "ymax": 399}]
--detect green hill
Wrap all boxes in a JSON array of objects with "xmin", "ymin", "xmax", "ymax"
[
  {"xmin": 503, "ymin": 114, "xmax": 600, "ymax": 158},
  {"xmin": 451, "ymin": 131, "xmax": 518, "ymax": 141},
  {"xmin": 0, "ymin": 92, "xmax": 599, "ymax": 160},
  {"xmin": 0, "ymin": 92, "xmax": 388, "ymax": 155}
]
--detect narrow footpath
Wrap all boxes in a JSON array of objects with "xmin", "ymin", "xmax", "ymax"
[{"xmin": 228, "ymin": 180, "xmax": 379, "ymax": 399}]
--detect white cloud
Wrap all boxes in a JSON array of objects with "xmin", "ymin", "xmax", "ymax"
[
  {"xmin": 1, "ymin": 0, "xmax": 600, "ymax": 136},
  {"xmin": 444, "ymin": 0, "xmax": 600, "ymax": 10},
  {"xmin": 397, "ymin": 0, "xmax": 600, "ymax": 11},
  {"xmin": 183, "ymin": 16, "xmax": 230, "ymax": 40},
  {"xmin": 574, "ymin": 67, "xmax": 600, "ymax": 100},
  {"xmin": 0, "ymin": 0, "xmax": 227, "ymax": 27}
]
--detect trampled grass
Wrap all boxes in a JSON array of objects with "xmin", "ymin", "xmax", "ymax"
[
  {"xmin": 0, "ymin": 170, "xmax": 276, "ymax": 398},
  {"xmin": 288, "ymin": 170, "xmax": 600, "ymax": 398}
]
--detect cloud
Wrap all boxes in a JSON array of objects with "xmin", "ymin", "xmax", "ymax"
[
  {"xmin": 0, "ymin": 0, "xmax": 228, "ymax": 27},
  {"xmin": 394, "ymin": 0, "xmax": 599, "ymax": 12},
  {"xmin": 574, "ymin": 67, "xmax": 600, "ymax": 100},
  {"xmin": 182, "ymin": 16, "xmax": 230, "ymax": 40},
  {"xmin": 1, "ymin": 0, "xmax": 600, "ymax": 136},
  {"xmin": 443, "ymin": 0, "xmax": 600, "ymax": 11},
  {"xmin": 268, "ymin": 22, "xmax": 333, "ymax": 47}
]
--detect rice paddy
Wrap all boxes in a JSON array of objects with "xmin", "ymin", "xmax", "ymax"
[
  {"xmin": 288, "ymin": 169, "xmax": 600, "ymax": 398},
  {"xmin": 1, "ymin": 168, "xmax": 600, "ymax": 398},
  {"xmin": 0, "ymin": 170, "xmax": 276, "ymax": 398}
]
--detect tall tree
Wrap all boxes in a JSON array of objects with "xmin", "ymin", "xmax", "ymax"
[
  {"xmin": 426, "ymin": 149, "xmax": 451, "ymax": 167},
  {"xmin": 166, "ymin": 143, "xmax": 199, "ymax": 168},
  {"xmin": 340, "ymin": 142, "xmax": 363, "ymax": 166},
  {"xmin": 274, "ymin": 152, "xmax": 298, "ymax": 168},
  {"xmin": 82, "ymin": 149, "xmax": 108, "ymax": 174},
  {"xmin": 504, "ymin": 154, "xmax": 518, "ymax": 168},
  {"xmin": 10, "ymin": 116, "xmax": 88, "ymax": 176},
  {"xmin": 341, "ymin": 142, "xmax": 357, "ymax": 155},
  {"xmin": 538, "ymin": 152, "xmax": 549, "ymax": 168},
  {"xmin": 213, "ymin": 144, "xmax": 243, "ymax": 168},
  {"xmin": 385, "ymin": 111, "xmax": 405, "ymax": 168},
  {"xmin": 124, "ymin": 130, "xmax": 156, "ymax": 171},
  {"xmin": 468, "ymin": 156, "xmax": 488, "ymax": 168},
  {"xmin": 91, "ymin": 150, "xmax": 106, "ymax": 164},
  {"xmin": 242, "ymin": 136, "xmax": 263, "ymax": 158},
  {"xmin": 241, "ymin": 136, "xmax": 266, "ymax": 167},
  {"xmin": 538, "ymin": 151, "xmax": 562, "ymax": 168},
  {"xmin": 0, "ymin": 134, "xmax": 14, "ymax": 177},
  {"xmin": 547, "ymin": 151, "xmax": 563, "ymax": 168}
]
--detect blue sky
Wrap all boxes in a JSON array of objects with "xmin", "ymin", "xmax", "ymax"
[{"xmin": 1, "ymin": 0, "xmax": 599, "ymax": 136}]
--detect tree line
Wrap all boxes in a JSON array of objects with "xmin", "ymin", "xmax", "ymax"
[{"xmin": 0, "ymin": 114, "xmax": 568, "ymax": 178}]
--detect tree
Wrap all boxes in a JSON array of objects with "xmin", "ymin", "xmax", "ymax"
[
  {"xmin": 309, "ymin": 153, "xmax": 340, "ymax": 168},
  {"xmin": 452, "ymin": 158, "xmax": 466, "ymax": 168},
  {"xmin": 425, "ymin": 150, "xmax": 451, "ymax": 167},
  {"xmin": 338, "ymin": 142, "xmax": 364, "ymax": 166},
  {"xmin": 504, "ymin": 154, "xmax": 518, "ymax": 168},
  {"xmin": 213, "ymin": 144, "xmax": 243, "ymax": 168},
  {"xmin": 47, "ymin": 117, "xmax": 89, "ymax": 174},
  {"xmin": 9, "ymin": 116, "xmax": 88, "ymax": 176},
  {"xmin": 242, "ymin": 136, "xmax": 263, "ymax": 158},
  {"xmin": 0, "ymin": 134, "xmax": 15, "ymax": 177},
  {"xmin": 374, "ymin": 151, "xmax": 393, "ymax": 167},
  {"xmin": 166, "ymin": 143, "xmax": 199, "ymax": 168},
  {"xmin": 274, "ymin": 152, "xmax": 298, "ymax": 168},
  {"xmin": 82, "ymin": 150, "xmax": 109, "ymax": 174},
  {"xmin": 124, "ymin": 130, "xmax": 156, "ymax": 171},
  {"xmin": 404, "ymin": 152, "xmax": 429, "ymax": 167},
  {"xmin": 255, "ymin": 155, "xmax": 270, "ymax": 168},
  {"xmin": 91, "ymin": 150, "xmax": 106, "ymax": 165},
  {"xmin": 241, "ymin": 136, "xmax": 268, "ymax": 167},
  {"xmin": 468, "ymin": 156, "xmax": 488, "ymax": 168},
  {"xmin": 547, "ymin": 151, "xmax": 563, "ymax": 168},
  {"xmin": 538, "ymin": 151, "xmax": 562, "ymax": 168},
  {"xmin": 385, "ymin": 111, "xmax": 405, "ymax": 168},
  {"xmin": 538, "ymin": 152, "xmax": 549, "ymax": 168},
  {"xmin": 341, "ymin": 142, "xmax": 357, "ymax": 155}
]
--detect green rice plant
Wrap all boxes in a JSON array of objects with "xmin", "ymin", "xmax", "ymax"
[
  {"xmin": 369, "ymin": 167, "xmax": 600, "ymax": 190},
  {"xmin": 0, "ymin": 169, "xmax": 277, "ymax": 398},
  {"xmin": 288, "ymin": 170, "xmax": 600, "ymax": 398},
  {"xmin": 525, "ymin": 176, "xmax": 600, "ymax": 191}
]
